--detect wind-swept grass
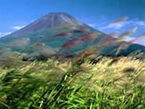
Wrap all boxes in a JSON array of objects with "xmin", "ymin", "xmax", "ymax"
[{"xmin": 0, "ymin": 55, "xmax": 145, "ymax": 109}]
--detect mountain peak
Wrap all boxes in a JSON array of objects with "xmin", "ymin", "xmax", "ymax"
[
  {"xmin": 45, "ymin": 12, "xmax": 74, "ymax": 18},
  {"xmin": 9, "ymin": 12, "xmax": 80, "ymax": 36},
  {"xmin": 36, "ymin": 12, "xmax": 78, "ymax": 26}
]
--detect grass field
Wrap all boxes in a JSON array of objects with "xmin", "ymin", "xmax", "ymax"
[{"xmin": 0, "ymin": 55, "xmax": 145, "ymax": 109}]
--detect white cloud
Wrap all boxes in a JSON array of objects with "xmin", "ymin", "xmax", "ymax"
[
  {"xmin": 0, "ymin": 32, "xmax": 12, "ymax": 37},
  {"xmin": 135, "ymin": 38, "xmax": 145, "ymax": 46},
  {"xmin": 88, "ymin": 23, "xmax": 97, "ymax": 28},
  {"xmin": 125, "ymin": 35, "xmax": 145, "ymax": 46},
  {"xmin": 12, "ymin": 25, "xmax": 25, "ymax": 30},
  {"xmin": 123, "ymin": 20, "xmax": 145, "ymax": 27},
  {"xmin": 99, "ymin": 22, "xmax": 128, "ymax": 30},
  {"xmin": 137, "ymin": 21, "xmax": 145, "ymax": 26},
  {"xmin": 99, "ymin": 20, "xmax": 145, "ymax": 31}
]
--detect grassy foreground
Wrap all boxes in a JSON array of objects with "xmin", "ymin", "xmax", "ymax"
[{"xmin": 0, "ymin": 56, "xmax": 145, "ymax": 109}]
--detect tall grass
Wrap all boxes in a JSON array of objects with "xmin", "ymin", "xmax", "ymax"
[{"xmin": 0, "ymin": 55, "xmax": 145, "ymax": 109}]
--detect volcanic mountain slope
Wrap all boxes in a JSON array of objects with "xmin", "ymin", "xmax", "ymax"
[{"xmin": 0, "ymin": 12, "xmax": 145, "ymax": 58}]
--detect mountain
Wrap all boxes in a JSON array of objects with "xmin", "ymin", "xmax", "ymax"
[
  {"xmin": 0, "ymin": 12, "xmax": 97, "ymax": 45},
  {"xmin": 0, "ymin": 12, "xmax": 145, "ymax": 60},
  {"xmin": 8, "ymin": 12, "xmax": 81, "ymax": 37}
]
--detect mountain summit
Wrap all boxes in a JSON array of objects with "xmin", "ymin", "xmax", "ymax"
[{"xmin": 8, "ymin": 12, "xmax": 81, "ymax": 36}]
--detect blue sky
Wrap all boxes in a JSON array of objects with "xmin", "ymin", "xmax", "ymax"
[{"xmin": 0, "ymin": 0, "xmax": 145, "ymax": 45}]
